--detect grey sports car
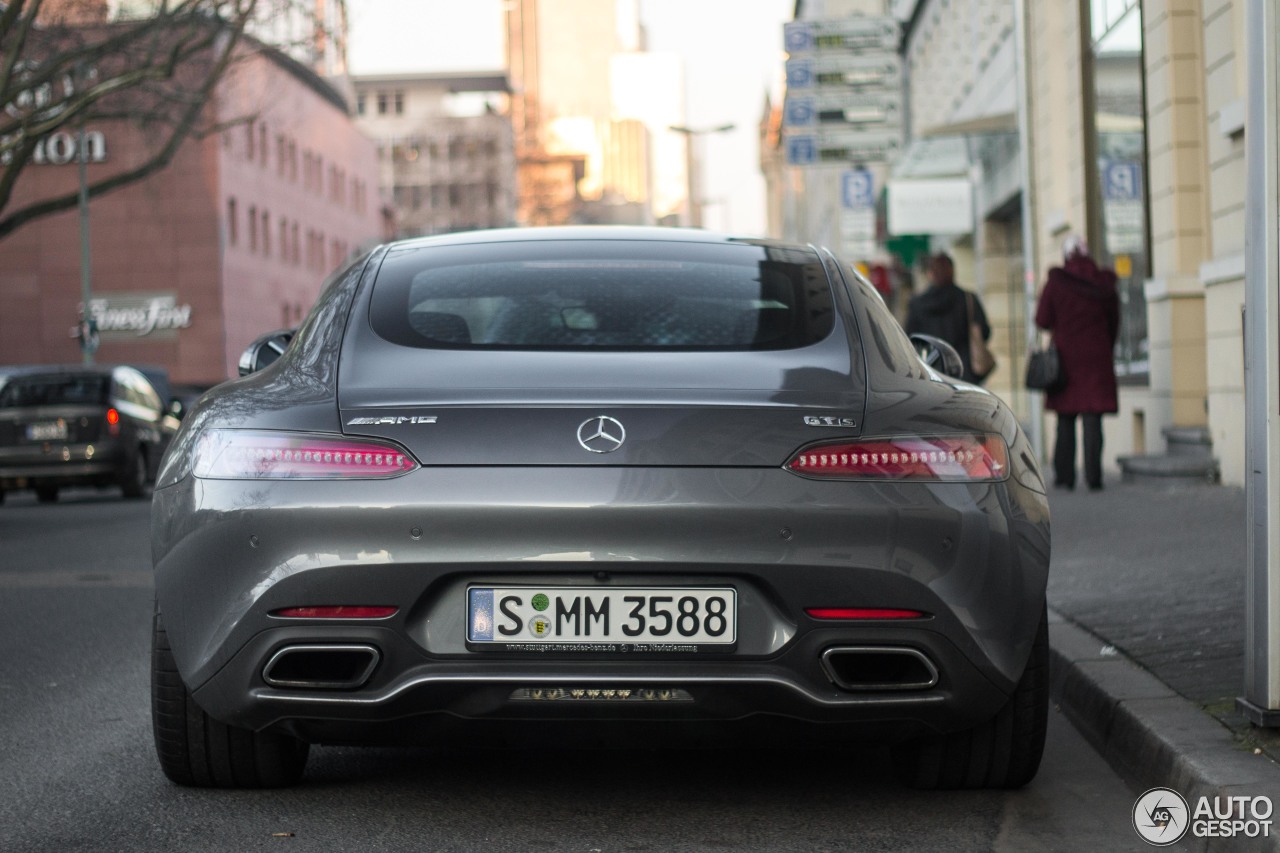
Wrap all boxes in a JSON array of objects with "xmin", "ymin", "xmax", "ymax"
[{"xmin": 151, "ymin": 227, "xmax": 1050, "ymax": 790}]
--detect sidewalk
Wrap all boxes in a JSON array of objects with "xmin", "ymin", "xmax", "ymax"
[{"xmin": 1046, "ymin": 476, "xmax": 1280, "ymax": 851}]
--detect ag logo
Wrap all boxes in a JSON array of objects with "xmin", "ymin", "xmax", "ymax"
[{"xmin": 1133, "ymin": 787, "xmax": 1189, "ymax": 846}]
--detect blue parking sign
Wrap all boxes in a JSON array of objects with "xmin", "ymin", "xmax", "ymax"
[
  {"xmin": 842, "ymin": 169, "xmax": 875, "ymax": 209},
  {"xmin": 784, "ymin": 98, "xmax": 815, "ymax": 127},
  {"xmin": 1102, "ymin": 161, "xmax": 1142, "ymax": 201},
  {"xmin": 786, "ymin": 136, "xmax": 817, "ymax": 166},
  {"xmin": 784, "ymin": 22, "xmax": 814, "ymax": 54},
  {"xmin": 785, "ymin": 60, "xmax": 813, "ymax": 89}
]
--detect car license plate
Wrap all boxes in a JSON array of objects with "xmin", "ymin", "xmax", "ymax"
[
  {"xmin": 467, "ymin": 586, "xmax": 736, "ymax": 646},
  {"xmin": 27, "ymin": 421, "xmax": 67, "ymax": 441}
]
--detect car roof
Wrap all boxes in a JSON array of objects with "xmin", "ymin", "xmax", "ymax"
[{"xmin": 383, "ymin": 225, "xmax": 818, "ymax": 254}]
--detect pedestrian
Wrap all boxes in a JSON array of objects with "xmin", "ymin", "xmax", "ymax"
[
  {"xmin": 905, "ymin": 252, "xmax": 993, "ymax": 384},
  {"xmin": 1034, "ymin": 235, "xmax": 1120, "ymax": 491}
]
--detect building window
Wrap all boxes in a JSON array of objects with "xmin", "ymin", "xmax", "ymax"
[
  {"xmin": 377, "ymin": 92, "xmax": 388, "ymax": 114},
  {"xmin": 356, "ymin": 92, "xmax": 366, "ymax": 115},
  {"xmin": 246, "ymin": 121, "xmax": 255, "ymax": 160},
  {"xmin": 289, "ymin": 141, "xmax": 297, "ymax": 182},
  {"xmin": 262, "ymin": 210, "xmax": 270, "ymax": 256},
  {"xmin": 248, "ymin": 205, "xmax": 258, "ymax": 252},
  {"xmin": 276, "ymin": 135, "xmax": 286, "ymax": 176},
  {"xmin": 226, "ymin": 197, "xmax": 237, "ymax": 245},
  {"xmin": 279, "ymin": 218, "xmax": 287, "ymax": 261},
  {"xmin": 259, "ymin": 123, "xmax": 268, "ymax": 166},
  {"xmin": 393, "ymin": 91, "xmax": 404, "ymax": 115},
  {"xmin": 291, "ymin": 222, "xmax": 300, "ymax": 264}
]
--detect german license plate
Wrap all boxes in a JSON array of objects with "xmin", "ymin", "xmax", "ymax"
[
  {"xmin": 27, "ymin": 421, "xmax": 67, "ymax": 441},
  {"xmin": 467, "ymin": 586, "xmax": 737, "ymax": 646}
]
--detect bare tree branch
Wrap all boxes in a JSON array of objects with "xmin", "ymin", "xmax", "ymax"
[{"xmin": 0, "ymin": 0, "xmax": 344, "ymax": 241}]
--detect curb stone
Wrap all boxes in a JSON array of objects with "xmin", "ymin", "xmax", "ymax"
[{"xmin": 1048, "ymin": 608, "xmax": 1280, "ymax": 852}]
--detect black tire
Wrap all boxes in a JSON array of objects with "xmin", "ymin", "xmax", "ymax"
[
  {"xmin": 35, "ymin": 486, "xmax": 58, "ymax": 503},
  {"xmin": 120, "ymin": 449, "xmax": 148, "ymax": 499},
  {"xmin": 893, "ymin": 604, "xmax": 1049, "ymax": 790},
  {"xmin": 151, "ymin": 606, "xmax": 309, "ymax": 788}
]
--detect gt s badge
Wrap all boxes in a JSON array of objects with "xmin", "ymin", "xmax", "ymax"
[
  {"xmin": 804, "ymin": 416, "xmax": 857, "ymax": 428},
  {"xmin": 347, "ymin": 416, "xmax": 438, "ymax": 426}
]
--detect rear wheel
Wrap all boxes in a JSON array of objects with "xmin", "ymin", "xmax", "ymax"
[
  {"xmin": 893, "ymin": 605, "xmax": 1048, "ymax": 790},
  {"xmin": 120, "ymin": 450, "xmax": 148, "ymax": 499},
  {"xmin": 35, "ymin": 486, "xmax": 58, "ymax": 503},
  {"xmin": 151, "ymin": 605, "xmax": 309, "ymax": 787}
]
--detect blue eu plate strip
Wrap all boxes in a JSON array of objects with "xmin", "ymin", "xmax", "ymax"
[{"xmin": 469, "ymin": 588, "xmax": 494, "ymax": 641}]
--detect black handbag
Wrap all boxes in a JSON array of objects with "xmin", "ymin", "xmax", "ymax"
[{"xmin": 1025, "ymin": 345, "xmax": 1062, "ymax": 391}]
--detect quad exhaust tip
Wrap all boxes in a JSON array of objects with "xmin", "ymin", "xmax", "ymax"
[
  {"xmin": 262, "ymin": 644, "xmax": 380, "ymax": 690},
  {"xmin": 820, "ymin": 646, "xmax": 939, "ymax": 692}
]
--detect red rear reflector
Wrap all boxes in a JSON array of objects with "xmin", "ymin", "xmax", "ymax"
[
  {"xmin": 786, "ymin": 434, "xmax": 1009, "ymax": 481},
  {"xmin": 272, "ymin": 606, "xmax": 398, "ymax": 619},
  {"xmin": 806, "ymin": 608, "xmax": 926, "ymax": 620},
  {"xmin": 193, "ymin": 429, "xmax": 417, "ymax": 480},
  {"xmin": 106, "ymin": 408, "xmax": 120, "ymax": 425}
]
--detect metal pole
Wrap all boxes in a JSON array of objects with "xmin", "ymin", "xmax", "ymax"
[
  {"xmin": 78, "ymin": 120, "xmax": 93, "ymax": 365},
  {"xmin": 1014, "ymin": 0, "xmax": 1043, "ymax": 457},
  {"xmin": 1238, "ymin": 0, "xmax": 1280, "ymax": 726},
  {"xmin": 669, "ymin": 124, "xmax": 735, "ymax": 229}
]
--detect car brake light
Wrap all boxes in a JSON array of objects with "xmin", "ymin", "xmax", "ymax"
[
  {"xmin": 785, "ymin": 434, "xmax": 1009, "ymax": 481},
  {"xmin": 106, "ymin": 408, "xmax": 120, "ymax": 425},
  {"xmin": 272, "ymin": 606, "xmax": 398, "ymax": 619},
  {"xmin": 806, "ymin": 608, "xmax": 926, "ymax": 620},
  {"xmin": 192, "ymin": 429, "xmax": 417, "ymax": 480}
]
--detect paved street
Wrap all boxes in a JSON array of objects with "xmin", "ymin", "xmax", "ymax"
[{"xmin": 0, "ymin": 489, "xmax": 1171, "ymax": 852}]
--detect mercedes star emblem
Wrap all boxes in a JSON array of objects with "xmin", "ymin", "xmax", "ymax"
[{"xmin": 577, "ymin": 415, "xmax": 626, "ymax": 453}]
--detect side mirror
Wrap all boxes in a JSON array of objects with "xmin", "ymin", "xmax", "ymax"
[
  {"xmin": 238, "ymin": 329, "xmax": 295, "ymax": 376},
  {"xmin": 910, "ymin": 333, "xmax": 964, "ymax": 379}
]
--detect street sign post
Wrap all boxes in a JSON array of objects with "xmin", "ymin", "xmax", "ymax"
[{"xmin": 1239, "ymin": 0, "xmax": 1280, "ymax": 726}]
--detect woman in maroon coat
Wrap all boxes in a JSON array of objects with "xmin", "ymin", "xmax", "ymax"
[{"xmin": 1034, "ymin": 236, "xmax": 1120, "ymax": 491}]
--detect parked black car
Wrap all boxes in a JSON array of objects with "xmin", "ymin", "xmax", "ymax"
[{"xmin": 0, "ymin": 364, "xmax": 177, "ymax": 503}]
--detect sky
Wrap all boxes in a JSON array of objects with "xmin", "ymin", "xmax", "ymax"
[{"xmin": 344, "ymin": 0, "xmax": 793, "ymax": 236}]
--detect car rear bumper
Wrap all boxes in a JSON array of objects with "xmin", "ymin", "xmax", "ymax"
[
  {"xmin": 0, "ymin": 442, "xmax": 128, "ymax": 489},
  {"xmin": 153, "ymin": 466, "xmax": 1050, "ymax": 740}
]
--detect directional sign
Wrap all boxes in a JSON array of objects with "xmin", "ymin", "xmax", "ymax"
[
  {"xmin": 842, "ymin": 169, "xmax": 875, "ymax": 209},
  {"xmin": 795, "ymin": 54, "xmax": 902, "ymax": 93},
  {"xmin": 815, "ymin": 128, "xmax": 902, "ymax": 163},
  {"xmin": 773, "ymin": 90, "xmax": 906, "ymax": 131},
  {"xmin": 786, "ymin": 135, "xmax": 818, "ymax": 166},
  {"xmin": 784, "ymin": 16, "xmax": 899, "ymax": 56}
]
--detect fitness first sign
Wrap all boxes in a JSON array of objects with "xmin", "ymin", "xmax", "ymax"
[{"xmin": 87, "ymin": 294, "xmax": 192, "ymax": 341}]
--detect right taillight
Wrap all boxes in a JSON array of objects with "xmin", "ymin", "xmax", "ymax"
[
  {"xmin": 785, "ymin": 434, "xmax": 1009, "ymax": 482},
  {"xmin": 192, "ymin": 429, "xmax": 417, "ymax": 480}
]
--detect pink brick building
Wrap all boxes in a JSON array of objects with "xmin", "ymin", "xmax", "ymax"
[{"xmin": 0, "ymin": 46, "xmax": 383, "ymax": 386}]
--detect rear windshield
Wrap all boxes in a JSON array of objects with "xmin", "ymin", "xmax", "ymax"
[
  {"xmin": 368, "ymin": 240, "xmax": 836, "ymax": 350},
  {"xmin": 0, "ymin": 374, "xmax": 109, "ymax": 407}
]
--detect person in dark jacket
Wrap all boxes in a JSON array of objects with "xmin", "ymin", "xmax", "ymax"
[
  {"xmin": 1034, "ymin": 235, "xmax": 1120, "ymax": 491},
  {"xmin": 905, "ymin": 253, "xmax": 992, "ymax": 384}
]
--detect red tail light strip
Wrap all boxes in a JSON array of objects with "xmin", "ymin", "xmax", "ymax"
[
  {"xmin": 193, "ymin": 429, "xmax": 417, "ymax": 480},
  {"xmin": 272, "ymin": 606, "xmax": 398, "ymax": 619},
  {"xmin": 786, "ymin": 434, "xmax": 1009, "ymax": 481},
  {"xmin": 806, "ymin": 608, "xmax": 927, "ymax": 620}
]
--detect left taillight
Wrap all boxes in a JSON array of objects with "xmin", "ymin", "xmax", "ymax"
[
  {"xmin": 785, "ymin": 434, "xmax": 1009, "ymax": 482},
  {"xmin": 192, "ymin": 429, "xmax": 418, "ymax": 480}
]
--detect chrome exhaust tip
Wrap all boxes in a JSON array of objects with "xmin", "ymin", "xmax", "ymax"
[
  {"xmin": 820, "ymin": 646, "xmax": 939, "ymax": 692},
  {"xmin": 262, "ymin": 644, "xmax": 380, "ymax": 690}
]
